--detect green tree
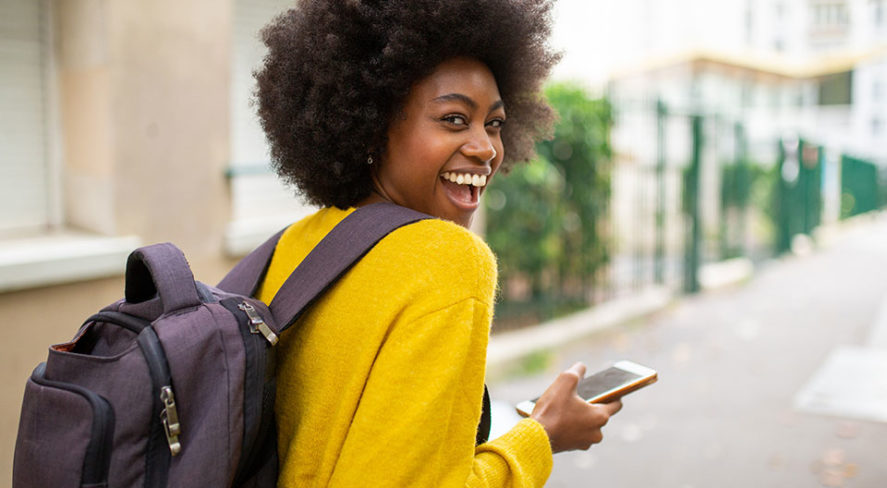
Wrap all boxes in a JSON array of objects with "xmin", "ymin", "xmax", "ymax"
[
  {"xmin": 485, "ymin": 83, "xmax": 612, "ymax": 325},
  {"xmin": 485, "ymin": 157, "xmax": 564, "ymax": 301}
]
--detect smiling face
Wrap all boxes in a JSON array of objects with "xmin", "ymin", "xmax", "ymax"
[{"xmin": 364, "ymin": 57, "xmax": 506, "ymax": 228}]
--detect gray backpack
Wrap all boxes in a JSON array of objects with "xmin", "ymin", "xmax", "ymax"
[{"xmin": 12, "ymin": 203, "xmax": 431, "ymax": 488}]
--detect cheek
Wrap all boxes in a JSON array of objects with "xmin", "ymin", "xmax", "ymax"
[
  {"xmin": 402, "ymin": 139, "xmax": 451, "ymax": 175},
  {"xmin": 383, "ymin": 139, "xmax": 447, "ymax": 193}
]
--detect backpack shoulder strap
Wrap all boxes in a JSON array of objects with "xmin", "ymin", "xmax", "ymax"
[
  {"xmin": 217, "ymin": 228, "xmax": 286, "ymax": 297},
  {"xmin": 268, "ymin": 202, "xmax": 429, "ymax": 335},
  {"xmin": 221, "ymin": 203, "xmax": 492, "ymax": 446},
  {"xmin": 218, "ymin": 202, "xmax": 430, "ymax": 335}
]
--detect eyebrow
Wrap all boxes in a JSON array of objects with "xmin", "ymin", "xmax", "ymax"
[{"xmin": 432, "ymin": 93, "xmax": 505, "ymax": 113}]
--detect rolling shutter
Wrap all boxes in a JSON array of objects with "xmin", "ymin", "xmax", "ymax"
[{"xmin": 0, "ymin": 0, "xmax": 50, "ymax": 234}]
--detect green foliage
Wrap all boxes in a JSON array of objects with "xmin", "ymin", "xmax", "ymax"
[
  {"xmin": 484, "ymin": 158, "xmax": 564, "ymax": 292},
  {"xmin": 515, "ymin": 349, "xmax": 554, "ymax": 376},
  {"xmin": 720, "ymin": 162, "xmax": 752, "ymax": 209},
  {"xmin": 485, "ymin": 83, "xmax": 612, "ymax": 327},
  {"xmin": 718, "ymin": 161, "xmax": 777, "ymax": 259}
]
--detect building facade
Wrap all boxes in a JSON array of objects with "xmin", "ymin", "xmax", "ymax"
[
  {"xmin": 599, "ymin": 0, "xmax": 887, "ymax": 161},
  {"xmin": 0, "ymin": 0, "xmax": 304, "ymax": 480}
]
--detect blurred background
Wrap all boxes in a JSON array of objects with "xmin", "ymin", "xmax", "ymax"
[{"xmin": 1, "ymin": 0, "xmax": 886, "ymax": 486}]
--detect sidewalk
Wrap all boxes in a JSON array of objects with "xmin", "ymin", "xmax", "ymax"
[
  {"xmin": 487, "ymin": 211, "xmax": 887, "ymax": 487},
  {"xmin": 487, "ymin": 286, "xmax": 672, "ymax": 373}
]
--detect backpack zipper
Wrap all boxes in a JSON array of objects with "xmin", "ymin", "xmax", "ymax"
[
  {"xmin": 237, "ymin": 302, "xmax": 279, "ymax": 345},
  {"xmin": 159, "ymin": 386, "xmax": 181, "ymax": 456},
  {"xmin": 222, "ymin": 298, "xmax": 277, "ymax": 484}
]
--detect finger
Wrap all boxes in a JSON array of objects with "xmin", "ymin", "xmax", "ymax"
[
  {"xmin": 590, "ymin": 430, "xmax": 604, "ymax": 445},
  {"xmin": 603, "ymin": 400, "xmax": 623, "ymax": 415}
]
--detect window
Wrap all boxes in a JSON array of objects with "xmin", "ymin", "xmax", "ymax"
[
  {"xmin": 0, "ymin": 0, "xmax": 141, "ymax": 292},
  {"xmin": 0, "ymin": 0, "xmax": 53, "ymax": 235},
  {"xmin": 818, "ymin": 70, "xmax": 853, "ymax": 105},
  {"xmin": 810, "ymin": 0, "xmax": 850, "ymax": 33},
  {"xmin": 227, "ymin": 0, "xmax": 315, "ymax": 255}
]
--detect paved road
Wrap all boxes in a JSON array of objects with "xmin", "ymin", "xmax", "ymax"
[{"xmin": 489, "ymin": 213, "xmax": 887, "ymax": 488}]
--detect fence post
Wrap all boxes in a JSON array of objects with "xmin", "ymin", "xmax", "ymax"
[
  {"xmin": 776, "ymin": 138, "xmax": 793, "ymax": 254},
  {"xmin": 813, "ymin": 143, "xmax": 824, "ymax": 232},
  {"xmin": 684, "ymin": 114, "xmax": 703, "ymax": 293},
  {"xmin": 735, "ymin": 122, "xmax": 749, "ymax": 257},
  {"xmin": 719, "ymin": 118, "xmax": 729, "ymax": 260},
  {"xmin": 799, "ymin": 139, "xmax": 823, "ymax": 235},
  {"xmin": 655, "ymin": 99, "xmax": 666, "ymax": 284}
]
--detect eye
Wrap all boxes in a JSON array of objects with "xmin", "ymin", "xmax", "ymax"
[
  {"xmin": 442, "ymin": 114, "xmax": 468, "ymax": 127},
  {"xmin": 486, "ymin": 118, "xmax": 506, "ymax": 129}
]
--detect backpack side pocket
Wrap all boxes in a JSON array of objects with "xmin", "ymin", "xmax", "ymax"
[{"xmin": 13, "ymin": 363, "xmax": 115, "ymax": 488}]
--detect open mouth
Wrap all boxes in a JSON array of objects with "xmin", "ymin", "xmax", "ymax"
[{"xmin": 440, "ymin": 171, "xmax": 487, "ymax": 207}]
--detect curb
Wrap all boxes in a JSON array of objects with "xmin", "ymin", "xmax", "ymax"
[{"xmin": 486, "ymin": 286, "xmax": 673, "ymax": 369}]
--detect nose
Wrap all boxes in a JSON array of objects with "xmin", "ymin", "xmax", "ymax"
[{"xmin": 461, "ymin": 128, "xmax": 497, "ymax": 164}]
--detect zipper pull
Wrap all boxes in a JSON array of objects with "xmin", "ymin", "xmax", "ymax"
[
  {"xmin": 237, "ymin": 302, "xmax": 279, "ymax": 345},
  {"xmin": 160, "ymin": 386, "xmax": 182, "ymax": 456}
]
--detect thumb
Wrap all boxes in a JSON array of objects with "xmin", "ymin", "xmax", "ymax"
[{"xmin": 564, "ymin": 362, "xmax": 586, "ymax": 382}]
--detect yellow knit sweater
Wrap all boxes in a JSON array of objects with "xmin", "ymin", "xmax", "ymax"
[{"xmin": 257, "ymin": 206, "xmax": 552, "ymax": 487}]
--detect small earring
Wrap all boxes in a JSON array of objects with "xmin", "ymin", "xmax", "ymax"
[{"xmin": 367, "ymin": 155, "xmax": 374, "ymax": 165}]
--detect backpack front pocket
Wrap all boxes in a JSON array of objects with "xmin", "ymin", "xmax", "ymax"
[{"xmin": 13, "ymin": 363, "xmax": 115, "ymax": 488}]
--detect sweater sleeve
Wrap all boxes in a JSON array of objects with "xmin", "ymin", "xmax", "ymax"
[
  {"xmin": 471, "ymin": 419, "xmax": 552, "ymax": 487},
  {"xmin": 324, "ymin": 297, "xmax": 553, "ymax": 488}
]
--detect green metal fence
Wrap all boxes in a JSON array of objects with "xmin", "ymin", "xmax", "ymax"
[
  {"xmin": 840, "ymin": 155, "xmax": 886, "ymax": 219},
  {"xmin": 486, "ymin": 91, "xmax": 887, "ymax": 331},
  {"xmin": 624, "ymin": 104, "xmax": 884, "ymax": 296},
  {"xmin": 636, "ymin": 102, "xmax": 781, "ymax": 295},
  {"xmin": 774, "ymin": 139, "xmax": 824, "ymax": 254}
]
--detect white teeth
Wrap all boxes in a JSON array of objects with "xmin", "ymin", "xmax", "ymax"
[{"xmin": 441, "ymin": 172, "xmax": 488, "ymax": 187}]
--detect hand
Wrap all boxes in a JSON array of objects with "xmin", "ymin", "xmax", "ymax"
[{"xmin": 530, "ymin": 362, "xmax": 623, "ymax": 453}]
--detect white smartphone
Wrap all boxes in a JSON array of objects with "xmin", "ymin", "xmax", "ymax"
[{"xmin": 515, "ymin": 360, "xmax": 658, "ymax": 417}]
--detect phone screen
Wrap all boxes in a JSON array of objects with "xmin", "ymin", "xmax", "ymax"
[
  {"xmin": 517, "ymin": 361, "xmax": 656, "ymax": 416},
  {"xmin": 528, "ymin": 366, "xmax": 643, "ymax": 403},
  {"xmin": 576, "ymin": 366, "xmax": 642, "ymax": 401}
]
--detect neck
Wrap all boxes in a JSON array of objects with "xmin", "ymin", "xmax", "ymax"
[{"xmin": 356, "ymin": 172, "xmax": 395, "ymax": 208}]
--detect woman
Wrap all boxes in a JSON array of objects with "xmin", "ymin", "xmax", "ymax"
[{"xmin": 254, "ymin": 1, "xmax": 622, "ymax": 486}]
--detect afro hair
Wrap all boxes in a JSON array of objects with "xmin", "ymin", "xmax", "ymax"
[{"xmin": 255, "ymin": 0, "xmax": 560, "ymax": 208}]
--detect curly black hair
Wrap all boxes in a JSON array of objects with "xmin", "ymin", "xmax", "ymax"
[{"xmin": 255, "ymin": 0, "xmax": 560, "ymax": 208}]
